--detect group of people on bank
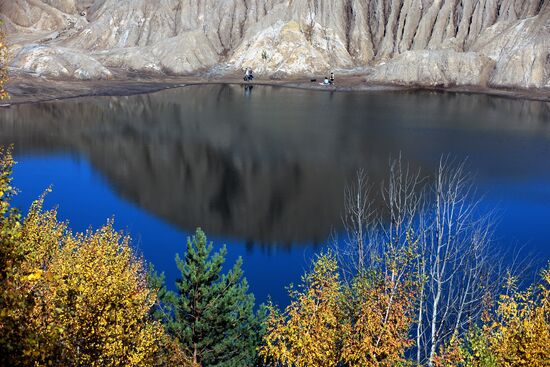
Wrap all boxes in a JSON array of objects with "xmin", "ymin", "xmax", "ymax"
[
  {"xmin": 243, "ymin": 68, "xmax": 336, "ymax": 86},
  {"xmin": 322, "ymin": 72, "xmax": 335, "ymax": 85}
]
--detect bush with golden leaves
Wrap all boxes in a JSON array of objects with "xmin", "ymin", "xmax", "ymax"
[
  {"xmin": 435, "ymin": 265, "xmax": 550, "ymax": 367},
  {"xmin": 259, "ymin": 252, "xmax": 417, "ymax": 367},
  {"xmin": 433, "ymin": 329, "xmax": 497, "ymax": 367},
  {"xmin": 260, "ymin": 254, "xmax": 344, "ymax": 367},
  {"xmin": 0, "ymin": 147, "xmax": 180, "ymax": 366},
  {"xmin": 485, "ymin": 264, "xmax": 550, "ymax": 367},
  {"xmin": 341, "ymin": 273, "xmax": 416, "ymax": 367},
  {"xmin": 0, "ymin": 146, "xmax": 31, "ymax": 366}
]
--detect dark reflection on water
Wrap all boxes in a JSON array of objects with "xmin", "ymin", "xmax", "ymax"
[
  {"xmin": 1, "ymin": 85, "xmax": 550, "ymax": 302},
  {"xmin": 1, "ymin": 86, "xmax": 549, "ymax": 245}
]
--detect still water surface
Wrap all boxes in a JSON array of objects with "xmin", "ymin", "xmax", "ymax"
[{"xmin": 1, "ymin": 85, "xmax": 549, "ymax": 304}]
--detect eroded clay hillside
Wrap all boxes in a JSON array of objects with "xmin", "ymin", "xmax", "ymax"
[{"xmin": 1, "ymin": 0, "xmax": 549, "ymax": 89}]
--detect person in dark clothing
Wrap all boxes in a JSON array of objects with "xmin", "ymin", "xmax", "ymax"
[
  {"xmin": 244, "ymin": 67, "xmax": 254, "ymax": 81},
  {"xmin": 330, "ymin": 72, "xmax": 335, "ymax": 84}
]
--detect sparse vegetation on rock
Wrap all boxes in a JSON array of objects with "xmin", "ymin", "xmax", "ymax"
[
  {"xmin": 1, "ymin": 0, "xmax": 548, "ymax": 88},
  {"xmin": 0, "ymin": 20, "xmax": 8, "ymax": 100}
]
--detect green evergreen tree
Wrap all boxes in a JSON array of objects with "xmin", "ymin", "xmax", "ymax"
[{"xmin": 163, "ymin": 228, "xmax": 264, "ymax": 367}]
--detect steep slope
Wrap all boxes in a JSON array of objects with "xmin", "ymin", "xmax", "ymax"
[{"xmin": 1, "ymin": 0, "xmax": 549, "ymax": 89}]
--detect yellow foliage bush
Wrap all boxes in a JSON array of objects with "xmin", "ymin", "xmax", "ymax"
[
  {"xmin": 0, "ymin": 147, "xmax": 176, "ymax": 366},
  {"xmin": 341, "ymin": 274, "xmax": 415, "ymax": 367},
  {"xmin": 486, "ymin": 264, "xmax": 550, "ymax": 367},
  {"xmin": 260, "ymin": 253, "xmax": 417, "ymax": 367},
  {"xmin": 260, "ymin": 254, "xmax": 344, "ymax": 367},
  {"xmin": 435, "ymin": 265, "xmax": 550, "ymax": 367}
]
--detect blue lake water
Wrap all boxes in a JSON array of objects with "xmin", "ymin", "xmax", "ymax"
[{"xmin": 1, "ymin": 85, "xmax": 549, "ymax": 305}]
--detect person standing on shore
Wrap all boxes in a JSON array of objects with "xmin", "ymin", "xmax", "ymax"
[
  {"xmin": 244, "ymin": 67, "xmax": 254, "ymax": 82},
  {"xmin": 330, "ymin": 72, "xmax": 335, "ymax": 85}
]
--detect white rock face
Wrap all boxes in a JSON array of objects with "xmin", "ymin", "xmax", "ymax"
[
  {"xmin": 230, "ymin": 20, "xmax": 352, "ymax": 76},
  {"xmin": 1, "ymin": 0, "xmax": 549, "ymax": 89},
  {"xmin": 471, "ymin": 15, "xmax": 550, "ymax": 88},
  {"xmin": 368, "ymin": 50, "xmax": 496, "ymax": 87},
  {"xmin": 10, "ymin": 44, "xmax": 112, "ymax": 79},
  {"xmin": 93, "ymin": 32, "xmax": 220, "ymax": 75}
]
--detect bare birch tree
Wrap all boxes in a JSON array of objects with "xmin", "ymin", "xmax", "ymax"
[
  {"xmin": 421, "ymin": 158, "xmax": 493, "ymax": 365},
  {"xmin": 338, "ymin": 156, "xmax": 499, "ymax": 366},
  {"xmin": 340, "ymin": 169, "xmax": 373, "ymax": 276}
]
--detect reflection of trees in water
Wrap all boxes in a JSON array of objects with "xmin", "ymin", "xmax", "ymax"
[{"xmin": 0, "ymin": 85, "xmax": 549, "ymax": 245}]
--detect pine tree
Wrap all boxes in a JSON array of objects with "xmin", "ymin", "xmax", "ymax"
[{"xmin": 163, "ymin": 228, "xmax": 264, "ymax": 367}]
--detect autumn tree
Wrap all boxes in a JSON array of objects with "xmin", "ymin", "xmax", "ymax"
[
  {"xmin": 0, "ymin": 147, "xmax": 172, "ymax": 366},
  {"xmin": 338, "ymin": 157, "xmax": 498, "ymax": 366},
  {"xmin": 485, "ymin": 264, "xmax": 550, "ymax": 366},
  {"xmin": 161, "ymin": 228, "xmax": 264, "ymax": 367},
  {"xmin": 0, "ymin": 146, "xmax": 31, "ymax": 366},
  {"xmin": 432, "ymin": 326, "xmax": 498, "ymax": 367},
  {"xmin": 32, "ymin": 221, "xmax": 165, "ymax": 366},
  {"xmin": 260, "ymin": 251, "xmax": 417, "ymax": 367},
  {"xmin": 260, "ymin": 253, "xmax": 344, "ymax": 367},
  {"xmin": 434, "ymin": 264, "xmax": 550, "ymax": 367},
  {"xmin": 341, "ymin": 241, "xmax": 419, "ymax": 367},
  {"xmin": 0, "ymin": 20, "xmax": 8, "ymax": 100}
]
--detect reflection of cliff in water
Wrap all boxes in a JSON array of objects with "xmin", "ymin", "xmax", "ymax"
[{"xmin": 0, "ymin": 85, "xmax": 549, "ymax": 245}]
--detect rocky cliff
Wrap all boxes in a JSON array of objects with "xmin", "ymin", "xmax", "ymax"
[{"xmin": 1, "ymin": 0, "xmax": 549, "ymax": 89}]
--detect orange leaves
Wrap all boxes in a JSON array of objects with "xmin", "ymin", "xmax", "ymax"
[
  {"xmin": 484, "ymin": 263, "xmax": 550, "ymax": 367},
  {"xmin": 260, "ymin": 254, "xmax": 343, "ymax": 367},
  {"xmin": 435, "ymin": 264, "xmax": 550, "ymax": 367},
  {"xmin": 341, "ymin": 274, "xmax": 415, "ymax": 367},
  {"xmin": 432, "ymin": 334, "xmax": 468, "ymax": 367},
  {"xmin": 260, "ymin": 253, "xmax": 417, "ymax": 367}
]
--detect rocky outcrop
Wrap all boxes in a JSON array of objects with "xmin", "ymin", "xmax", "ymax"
[
  {"xmin": 10, "ymin": 43, "xmax": 112, "ymax": 79},
  {"xmin": 471, "ymin": 14, "xmax": 550, "ymax": 88},
  {"xmin": 1, "ymin": 0, "xmax": 549, "ymax": 89},
  {"xmin": 368, "ymin": 50, "xmax": 496, "ymax": 87},
  {"xmin": 229, "ymin": 20, "xmax": 353, "ymax": 76},
  {"xmin": 93, "ymin": 31, "xmax": 220, "ymax": 75}
]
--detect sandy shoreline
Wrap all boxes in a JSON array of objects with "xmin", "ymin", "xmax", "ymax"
[{"xmin": 2, "ymin": 73, "xmax": 549, "ymax": 106}]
